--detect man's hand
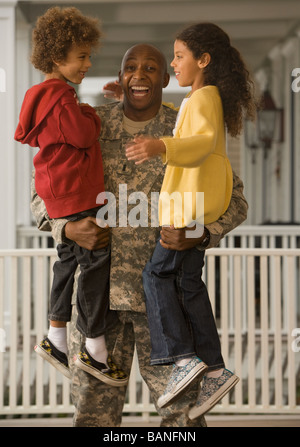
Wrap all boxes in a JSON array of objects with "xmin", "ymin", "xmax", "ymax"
[
  {"xmin": 160, "ymin": 225, "xmax": 207, "ymax": 251},
  {"xmin": 64, "ymin": 217, "xmax": 110, "ymax": 251},
  {"xmin": 125, "ymin": 137, "xmax": 166, "ymax": 165}
]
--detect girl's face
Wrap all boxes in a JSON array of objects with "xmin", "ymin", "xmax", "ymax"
[
  {"xmin": 52, "ymin": 45, "xmax": 92, "ymax": 84},
  {"xmin": 171, "ymin": 40, "xmax": 209, "ymax": 93}
]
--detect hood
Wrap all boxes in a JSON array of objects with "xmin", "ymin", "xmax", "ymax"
[{"xmin": 14, "ymin": 79, "xmax": 73, "ymax": 147}]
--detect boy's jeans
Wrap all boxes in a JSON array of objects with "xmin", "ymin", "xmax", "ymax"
[
  {"xmin": 143, "ymin": 239, "xmax": 225, "ymax": 370},
  {"xmin": 49, "ymin": 207, "xmax": 118, "ymax": 338}
]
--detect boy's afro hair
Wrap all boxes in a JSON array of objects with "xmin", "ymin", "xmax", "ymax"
[{"xmin": 31, "ymin": 6, "xmax": 102, "ymax": 74}]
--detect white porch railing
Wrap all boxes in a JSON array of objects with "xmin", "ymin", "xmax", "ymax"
[
  {"xmin": 0, "ymin": 243, "xmax": 299, "ymax": 417},
  {"xmin": 17, "ymin": 224, "xmax": 300, "ymax": 249},
  {"xmin": 219, "ymin": 225, "xmax": 300, "ymax": 249}
]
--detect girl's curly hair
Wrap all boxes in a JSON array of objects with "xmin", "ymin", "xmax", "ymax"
[
  {"xmin": 31, "ymin": 7, "xmax": 102, "ymax": 74},
  {"xmin": 176, "ymin": 23, "xmax": 259, "ymax": 137}
]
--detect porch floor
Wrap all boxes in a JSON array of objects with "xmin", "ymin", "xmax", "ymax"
[{"xmin": 0, "ymin": 415, "xmax": 299, "ymax": 427}]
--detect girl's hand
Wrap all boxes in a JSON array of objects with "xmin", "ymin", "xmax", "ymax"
[
  {"xmin": 125, "ymin": 136, "xmax": 166, "ymax": 165},
  {"xmin": 102, "ymin": 81, "xmax": 123, "ymax": 101}
]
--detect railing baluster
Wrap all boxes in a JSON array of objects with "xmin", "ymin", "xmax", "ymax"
[
  {"xmin": 35, "ymin": 255, "xmax": 46, "ymax": 411},
  {"xmin": 286, "ymin": 255, "xmax": 297, "ymax": 408},
  {"xmin": 273, "ymin": 255, "xmax": 283, "ymax": 408},
  {"xmin": 220, "ymin": 255, "xmax": 229, "ymax": 410},
  {"xmin": 22, "ymin": 256, "xmax": 31, "ymax": 410},
  {"xmin": 260, "ymin": 255, "xmax": 269, "ymax": 409},
  {"xmin": 233, "ymin": 255, "xmax": 242, "ymax": 407},
  {"xmin": 247, "ymin": 255, "xmax": 256, "ymax": 409},
  {"xmin": 0, "ymin": 257, "xmax": 5, "ymax": 409},
  {"xmin": 9, "ymin": 257, "xmax": 18, "ymax": 411}
]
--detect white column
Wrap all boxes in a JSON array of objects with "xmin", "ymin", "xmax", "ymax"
[
  {"xmin": 242, "ymin": 68, "xmax": 267, "ymax": 225},
  {"xmin": 292, "ymin": 30, "xmax": 300, "ymax": 223},
  {"xmin": 0, "ymin": 2, "xmax": 17, "ymax": 248},
  {"xmin": 281, "ymin": 37, "xmax": 299, "ymax": 223},
  {"xmin": 268, "ymin": 45, "xmax": 284, "ymax": 223},
  {"xmin": 15, "ymin": 8, "xmax": 38, "ymax": 229}
]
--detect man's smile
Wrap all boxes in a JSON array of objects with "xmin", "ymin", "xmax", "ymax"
[{"xmin": 130, "ymin": 85, "xmax": 150, "ymax": 97}]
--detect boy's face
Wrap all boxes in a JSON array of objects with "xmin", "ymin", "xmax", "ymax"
[{"xmin": 54, "ymin": 45, "xmax": 92, "ymax": 84}]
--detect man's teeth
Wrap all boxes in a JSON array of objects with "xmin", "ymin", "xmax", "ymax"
[{"xmin": 131, "ymin": 86, "xmax": 149, "ymax": 97}]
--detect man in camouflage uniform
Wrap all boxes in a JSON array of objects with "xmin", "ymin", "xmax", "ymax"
[{"xmin": 30, "ymin": 44, "xmax": 248, "ymax": 427}]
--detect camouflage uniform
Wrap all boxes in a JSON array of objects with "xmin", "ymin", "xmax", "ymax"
[{"xmin": 31, "ymin": 102, "xmax": 248, "ymax": 427}]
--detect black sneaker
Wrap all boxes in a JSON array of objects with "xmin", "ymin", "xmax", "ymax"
[
  {"xmin": 34, "ymin": 337, "xmax": 71, "ymax": 379},
  {"xmin": 74, "ymin": 347, "xmax": 128, "ymax": 387}
]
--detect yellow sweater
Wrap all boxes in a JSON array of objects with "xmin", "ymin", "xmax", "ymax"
[{"xmin": 160, "ymin": 85, "xmax": 233, "ymax": 227}]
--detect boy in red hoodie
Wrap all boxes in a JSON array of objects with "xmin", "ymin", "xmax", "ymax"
[{"xmin": 15, "ymin": 7, "xmax": 127, "ymax": 386}]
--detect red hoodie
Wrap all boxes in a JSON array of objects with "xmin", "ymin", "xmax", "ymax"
[{"xmin": 15, "ymin": 79, "xmax": 105, "ymax": 218}]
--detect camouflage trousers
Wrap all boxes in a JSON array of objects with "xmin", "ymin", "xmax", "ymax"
[{"xmin": 68, "ymin": 307, "xmax": 207, "ymax": 427}]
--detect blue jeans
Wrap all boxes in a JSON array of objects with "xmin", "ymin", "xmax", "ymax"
[{"xmin": 143, "ymin": 239, "xmax": 225, "ymax": 370}]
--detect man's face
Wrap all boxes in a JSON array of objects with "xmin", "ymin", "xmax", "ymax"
[{"xmin": 119, "ymin": 45, "xmax": 169, "ymax": 121}]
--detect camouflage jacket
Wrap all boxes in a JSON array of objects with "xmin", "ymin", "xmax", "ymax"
[{"xmin": 30, "ymin": 101, "xmax": 248, "ymax": 313}]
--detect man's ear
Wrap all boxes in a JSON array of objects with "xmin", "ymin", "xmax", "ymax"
[
  {"xmin": 163, "ymin": 72, "xmax": 170, "ymax": 88},
  {"xmin": 198, "ymin": 53, "xmax": 211, "ymax": 69},
  {"xmin": 118, "ymin": 70, "xmax": 122, "ymax": 83}
]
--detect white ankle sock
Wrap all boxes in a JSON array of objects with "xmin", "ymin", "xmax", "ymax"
[
  {"xmin": 85, "ymin": 335, "xmax": 108, "ymax": 366},
  {"xmin": 206, "ymin": 368, "xmax": 224, "ymax": 378},
  {"xmin": 48, "ymin": 326, "xmax": 68, "ymax": 355},
  {"xmin": 175, "ymin": 357, "xmax": 193, "ymax": 367}
]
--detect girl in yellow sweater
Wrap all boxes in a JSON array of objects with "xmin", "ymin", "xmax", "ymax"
[{"xmin": 126, "ymin": 23, "xmax": 257, "ymax": 417}]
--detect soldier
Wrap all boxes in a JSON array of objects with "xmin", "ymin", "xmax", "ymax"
[{"xmin": 31, "ymin": 44, "xmax": 248, "ymax": 427}]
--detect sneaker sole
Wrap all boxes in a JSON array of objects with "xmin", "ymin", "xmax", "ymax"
[
  {"xmin": 189, "ymin": 374, "xmax": 239, "ymax": 419},
  {"xmin": 34, "ymin": 344, "xmax": 71, "ymax": 379},
  {"xmin": 157, "ymin": 361, "xmax": 208, "ymax": 409},
  {"xmin": 74, "ymin": 355, "xmax": 128, "ymax": 387}
]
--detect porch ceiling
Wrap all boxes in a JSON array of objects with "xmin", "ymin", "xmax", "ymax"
[{"xmin": 17, "ymin": 0, "xmax": 300, "ymax": 77}]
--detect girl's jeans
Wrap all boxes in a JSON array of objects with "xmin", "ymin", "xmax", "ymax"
[{"xmin": 143, "ymin": 238, "xmax": 225, "ymax": 370}]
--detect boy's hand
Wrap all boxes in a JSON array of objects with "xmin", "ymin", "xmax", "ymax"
[
  {"xmin": 125, "ymin": 137, "xmax": 166, "ymax": 165},
  {"xmin": 103, "ymin": 81, "xmax": 123, "ymax": 101}
]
